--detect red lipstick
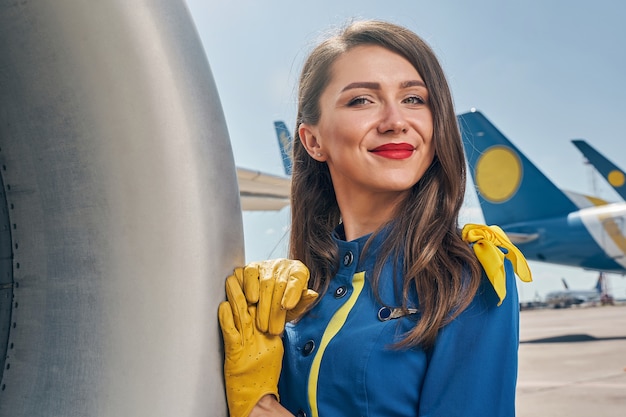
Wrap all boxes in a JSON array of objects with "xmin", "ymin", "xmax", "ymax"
[{"xmin": 370, "ymin": 143, "xmax": 415, "ymax": 160}]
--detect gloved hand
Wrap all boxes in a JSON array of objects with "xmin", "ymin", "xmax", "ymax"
[
  {"xmin": 241, "ymin": 259, "xmax": 318, "ymax": 335},
  {"xmin": 219, "ymin": 272, "xmax": 283, "ymax": 417},
  {"xmin": 462, "ymin": 223, "xmax": 532, "ymax": 305}
]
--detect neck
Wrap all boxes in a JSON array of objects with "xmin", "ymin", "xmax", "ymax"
[{"xmin": 337, "ymin": 190, "xmax": 407, "ymax": 241}]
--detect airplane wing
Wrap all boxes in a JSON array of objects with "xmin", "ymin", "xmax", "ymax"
[
  {"xmin": 233, "ymin": 121, "xmax": 294, "ymax": 211},
  {"xmin": 505, "ymin": 232, "xmax": 540, "ymax": 244},
  {"xmin": 237, "ymin": 167, "xmax": 290, "ymax": 211}
]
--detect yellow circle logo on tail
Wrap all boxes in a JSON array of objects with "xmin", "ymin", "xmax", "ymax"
[
  {"xmin": 607, "ymin": 170, "xmax": 625, "ymax": 187},
  {"xmin": 475, "ymin": 146, "xmax": 522, "ymax": 203}
]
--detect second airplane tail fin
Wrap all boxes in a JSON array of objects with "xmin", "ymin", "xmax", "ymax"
[
  {"xmin": 595, "ymin": 273, "xmax": 604, "ymax": 293},
  {"xmin": 458, "ymin": 110, "xmax": 579, "ymax": 226},
  {"xmin": 572, "ymin": 139, "xmax": 626, "ymax": 200},
  {"xmin": 274, "ymin": 121, "xmax": 293, "ymax": 176}
]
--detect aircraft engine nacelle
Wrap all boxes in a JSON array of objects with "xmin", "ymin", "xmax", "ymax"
[{"xmin": 0, "ymin": 0, "xmax": 239, "ymax": 415}]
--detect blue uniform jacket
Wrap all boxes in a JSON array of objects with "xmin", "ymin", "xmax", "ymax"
[{"xmin": 279, "ymin": 230, "xmax": 519, "ymax": 417}]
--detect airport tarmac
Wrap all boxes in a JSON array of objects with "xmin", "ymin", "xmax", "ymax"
[{"xmin": 516, "ymin": 304, "xmax": 626, "ymax": 416}]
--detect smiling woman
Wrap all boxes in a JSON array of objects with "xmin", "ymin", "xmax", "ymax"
[
  {"xmin": 218, "ymin": 19, "xmax": 531, "ymax": 417},
  {"xmin": 298, "ymin": 44, "xmax": 435, "ymax": 239}
]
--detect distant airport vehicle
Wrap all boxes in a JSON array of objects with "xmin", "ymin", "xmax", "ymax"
[
  {"xmin": 458, "ymin": 110, "xmax": 626, "ymax": 274},
  {"xmin": 571, "ymin": 139, "xmax": 626, "ymax": 201}
]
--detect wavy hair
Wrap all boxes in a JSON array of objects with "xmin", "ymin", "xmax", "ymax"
[{"xmin": 288, "ymin": 20, "xmax": 482, "ymax": 349}]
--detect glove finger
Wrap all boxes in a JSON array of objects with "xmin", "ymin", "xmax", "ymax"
[
  {"xmin": 256, "ymin": 262, "xmax": 277, "ymax": 333},
  {"xmin": 231, "ymin": 267, "xmax": 244, "ymax": 286},
  {"xmin": 281, "ymin": 261, "xmax": 310, "ymax": 310},
  {"xmin": 286, "ymin": 289, "xmax": 319, "ymax": 322},
  {"xmin": 254, "ymin": 259, "xmax": 310, "ymax": 334},
  {"xmin": 242, "ymin": 263, "xmax": 260, "ymax": 304},
  {"xmin": 268, "ymin": 308, "xmax": 287, "ymax": 336},
  {"xmin": 247, "ymin": 304, "xmax": 261, "ymax": 336},
  {"xmin": 267, "ymin": 262, "xmax": 291, "ymax": 335},
  {"xmin": 225, "ymin": 274, "xmax": 253, "ymax": 340},
  {"xmin": 218, "ymin": 301, "xmax": 241, "ymax": 346}
]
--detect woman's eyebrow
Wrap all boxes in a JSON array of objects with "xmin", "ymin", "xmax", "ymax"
[
  {"xmin": 341, "ymin": 81, "xmax": 380, "ymax": 92},
  {"xmin": 340, "ymin": 80, "xmax": 426, "ymax": 92},
  {"xmin": 401, "ymin": 80, "xmax": 426, "ymax": 89}
]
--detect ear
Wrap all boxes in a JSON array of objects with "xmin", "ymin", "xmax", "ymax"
[{"xmin": 299, "ymin": 123, "xmax": 327, "ymax": 162}]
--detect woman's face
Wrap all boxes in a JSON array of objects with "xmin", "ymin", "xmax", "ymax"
[{"xmin": 300, "ymin": 44, "xmax": 435, "ymax": 203}]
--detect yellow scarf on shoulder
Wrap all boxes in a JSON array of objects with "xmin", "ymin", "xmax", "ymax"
[{"xmin": 462, "ymin": 224, "xmax": 533, "ymax": 306}]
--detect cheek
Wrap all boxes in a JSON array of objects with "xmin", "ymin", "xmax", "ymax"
[
  {"xmin": 423, "ymin": 116, "xmax": 435, "ymax": 141},
  {"xmin": 427, "ymin": 148, "xmax": 436, "ymax": 166},
  {"xmin": 422, "ymin": 126, "xmax": 435, "ymax": 159},
  {"xmin": 418, "ymin": 107, "xmax": 434, "ymax": 136},
  {"xmin": 318, "ymin": 121, "xmax": 356, "ymax": 151},
  {"xmin": 417, "ymin": 143, "xmax": 436, "ymax": 174}
]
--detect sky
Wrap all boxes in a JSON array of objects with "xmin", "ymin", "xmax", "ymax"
[{"xmin": 185, "ymin": 0, "xmax": 626, "ymax": 302}]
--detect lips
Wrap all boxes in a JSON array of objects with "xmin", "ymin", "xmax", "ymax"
[{"xmin": 370, "ymin": 143, "xmax": 415, "ymax": 160}]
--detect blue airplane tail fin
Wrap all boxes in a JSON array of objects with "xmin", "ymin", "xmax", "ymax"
[
  {"xmin": 274, "ymin": 121, "xmax": 293, "ymax": 176},
  {"xmin": 595, "ymin": 273, "xmax": 604, "ymax": 293},
  {"xmin": 572, "ymin": 139, "xmax": 626, "ymax": 200},
  {"xmin": 458, "ymin": 110, "xmax": 579, "ymax": 226}
]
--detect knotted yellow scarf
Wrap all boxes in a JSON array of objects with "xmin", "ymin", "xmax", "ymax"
[{"xmin": 462, "ymin": 223, "xmax": 533, "ymax": 305}]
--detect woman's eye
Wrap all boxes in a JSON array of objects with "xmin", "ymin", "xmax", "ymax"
[
  {"xmin": 404, "ymin": 95, "xmax": 426, "ymax": 105},
  {"xmin": 347, "ymin": 96, "xmax": 371, "ymax": 106}
]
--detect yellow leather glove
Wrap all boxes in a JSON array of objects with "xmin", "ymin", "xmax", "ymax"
[
  {"xmin": 218, "ymin": 273, "xmax": 283, "ymax": 417},
  {"xmin": 462, "ymin": 223, "xmax": 533, "ymax": 305},
  {"xmin": 242, "ymin": 259, "xmax": 318, "ymax": 335}
]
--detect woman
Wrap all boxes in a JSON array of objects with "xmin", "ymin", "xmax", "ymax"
[{"xmin": 219, "ymin": 19, "xmax": 531, "ymax": 417}]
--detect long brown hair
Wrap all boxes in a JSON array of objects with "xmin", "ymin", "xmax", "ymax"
[{"xmin": 289, "ymin": 20, "xmax": 482, "ymax": 349}]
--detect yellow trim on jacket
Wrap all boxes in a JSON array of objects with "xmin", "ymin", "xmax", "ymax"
[{"xmin": 307, "ymin": 271, "xmax": 365, "ymax": 417}]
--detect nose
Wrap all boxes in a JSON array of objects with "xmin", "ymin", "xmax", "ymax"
[{"xmin": 377, "ymin": 103, "xmax": 408, "ymax": 135}]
